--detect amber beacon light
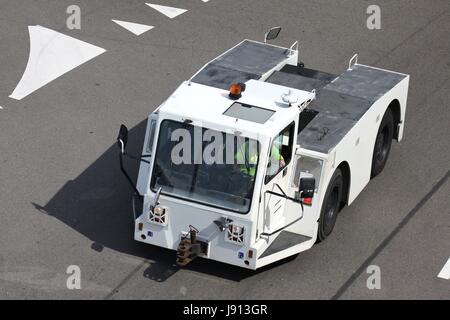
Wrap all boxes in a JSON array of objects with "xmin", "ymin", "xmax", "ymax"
[{"xmin": 229, "ymin": 83, "xmax": 246, "ymax": 100}]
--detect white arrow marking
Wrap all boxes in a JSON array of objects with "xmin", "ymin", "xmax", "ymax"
[
  {"xmin": 9, "ymin": 26, "xmax": 106, "ymax": 100},
  {"xmin": 112, "ymin": 20, "xmax": 154, "ymax": 36},
  {"xmin": 145, "ymin": 3, "xmax": 187, "ymax": 19},
  {"xmin": 438, "ymin": 257, "xmax": 450, "ymax": 280}
]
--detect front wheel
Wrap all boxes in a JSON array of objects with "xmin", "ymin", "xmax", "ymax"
[{"xmin": 317, "ymin": 169, "xmax": 343, "ymax": 242}]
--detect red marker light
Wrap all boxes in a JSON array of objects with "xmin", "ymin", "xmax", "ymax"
[{"xmin": 303, "ymin": 198, "xmax": 313, "ymax": 206}]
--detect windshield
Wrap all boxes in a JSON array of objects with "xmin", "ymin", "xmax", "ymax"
[{"xmin": 151, "ymin": 120, "xmax": 261, "ymax": 214}]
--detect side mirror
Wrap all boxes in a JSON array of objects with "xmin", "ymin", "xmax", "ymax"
[
  {"xmin": 299, "ymin": 177, "xmax": 315, "ymax": 199},
  {"xmin": 117, "ymin": 124, "xmax": 129, "ymax": 154},
  {"xmin": 264, "ymin": 26, "xmax": 282, "ymax": 43}
]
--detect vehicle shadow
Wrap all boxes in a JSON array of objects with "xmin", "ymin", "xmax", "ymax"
[{"xmin": 32, "ymin": 120, "xmax": 296, "ymax": 283}]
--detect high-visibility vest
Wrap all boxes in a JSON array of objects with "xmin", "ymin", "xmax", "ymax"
[
  {"xmin": 235, "ymin": 143, "xmax": 284, "ymax": 178},
  {"xmin": 235, "ymin": 142, "xmax": 259, "ymax": 177}
]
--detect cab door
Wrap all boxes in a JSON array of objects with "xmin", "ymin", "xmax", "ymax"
[{"xmin": 260, "ymin": 122, "xmax": 296, "ymax": 234}]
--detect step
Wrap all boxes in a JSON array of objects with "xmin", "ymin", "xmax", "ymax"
[{"xmin": 259, "ymin": 231, "xmax": 311, "ymax": 259}]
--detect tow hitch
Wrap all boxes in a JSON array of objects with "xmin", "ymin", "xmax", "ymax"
[{"xmin": 176, "ymin": 226, "xmax": 206, "ymax": 267}]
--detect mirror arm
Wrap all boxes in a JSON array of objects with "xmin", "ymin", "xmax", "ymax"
[
  {"xmin": 123, "ymin": 153, "xmax": 151, "ymax": 164},
  {"xmin": 118, "ymin": 139, "xmax": 125, "ymax": 154},
  {"xmin": 119, "ymin": 152, "xmax": 143, "ymax": 199}
]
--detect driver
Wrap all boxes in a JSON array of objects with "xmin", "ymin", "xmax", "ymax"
[
  {"xmin": 235, "ymin": 139, "xmax": 258, "ymax": 178},
  {"xmin": 266, "ymin": 139, "xmax": 286, "ymax": 176},
  {"xmin": 235, "ymin": 139, "xmax": 285, "ymax": 179}
]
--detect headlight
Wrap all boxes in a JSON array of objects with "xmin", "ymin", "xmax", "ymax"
[
  {"xmin": 226, "ymin": 224, "xmax": 245, "ymax": 245},
  {"xmin": 153, "ymin": 206, "xmax": 165, "ymax": 215},
  {"xmin": 149, "ymin": 206, "xmax": 167, "ymax": 226},
  {"xmin": 232, "ymin": 225, "xmax": 243, "ymax": 234}
]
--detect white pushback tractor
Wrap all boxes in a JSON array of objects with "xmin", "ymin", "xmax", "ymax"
[{"xmin": 116, "ymin": 27, "xmax": 410, "ymax": 269}]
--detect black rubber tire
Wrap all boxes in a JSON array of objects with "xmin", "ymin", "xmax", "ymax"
[
  {"xmin": 317, "ymin": 169, "xmax": 343, "ymax": 242},
  {"xmin": 371, "ymin": 108, "xmax": 394, "ymax": 178}
]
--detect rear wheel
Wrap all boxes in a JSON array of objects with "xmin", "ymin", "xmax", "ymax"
[
  {"xmin": 371, "ymin": 108, "xmax": 394, "ymax": 178},
  {"xmin": 317, "ymin": 169, "xmax": 343, "ymax": 242}
]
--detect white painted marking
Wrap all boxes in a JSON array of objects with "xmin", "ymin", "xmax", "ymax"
[
  {"xmin": 112, "ymin": 20, "xmax": 154, "ymax": 36},
  {"xmin": 0, "ymin": 106, "xmax": 3, "ymax": 109},
  {"xmin": 438, "ymin": 257, "xmax": 450, "ymax": 280},
  {"xmin": 9, "ymin": 26, "xmax": 106, "ymax": 100},
  {"xmin": 145, "ymin": 3, "xmax": 187, "ymax": 19}
]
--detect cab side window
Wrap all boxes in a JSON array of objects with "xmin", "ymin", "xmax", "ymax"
[{"xmin": 265, "ymin": 122, "xmax": 295, "ymax": 184}]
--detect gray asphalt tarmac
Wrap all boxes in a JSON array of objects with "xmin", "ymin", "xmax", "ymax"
[{"xmin": 0, "ymin": 0, "xmax": 449, "ymax": 300}]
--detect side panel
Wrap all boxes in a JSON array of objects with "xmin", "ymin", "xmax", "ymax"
[{"xmin": 331, "ymin": 76, "xmax": 410, "ymax": 204}]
